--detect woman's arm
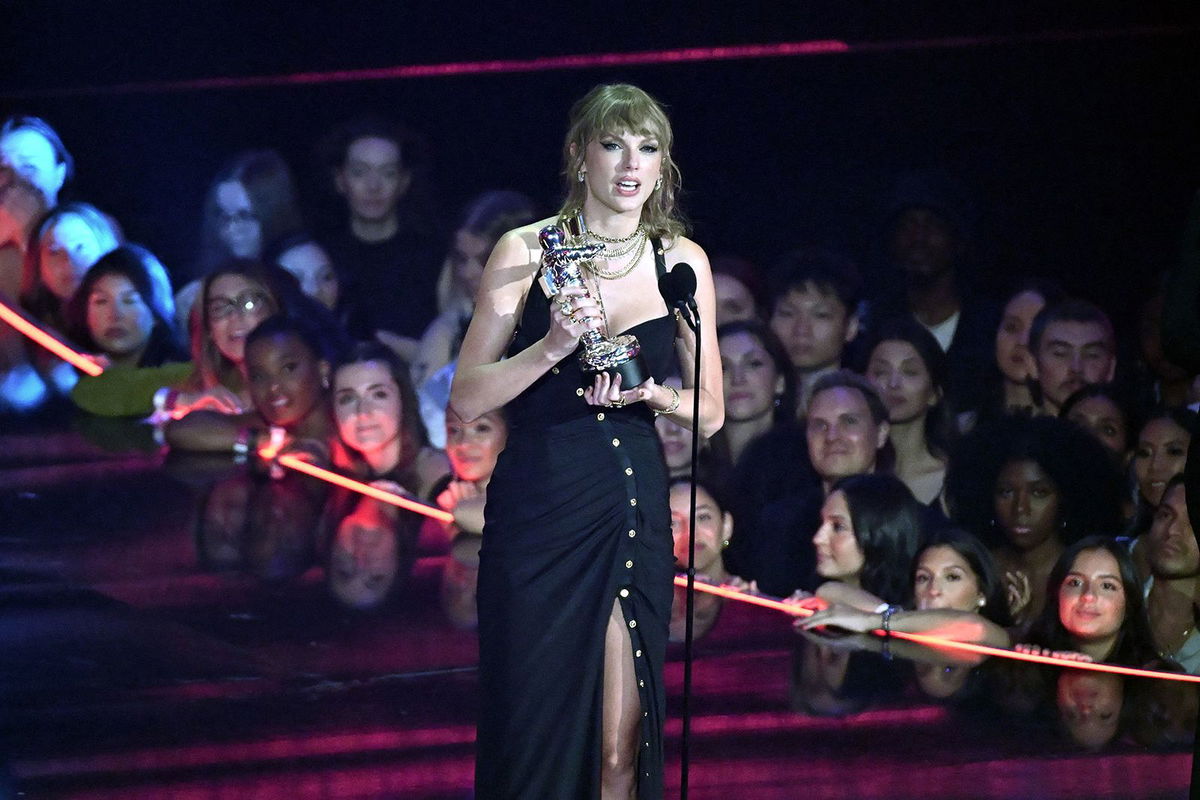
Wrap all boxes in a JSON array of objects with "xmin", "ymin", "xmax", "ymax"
[
  {"xmin": 594, "ymin": 238, "xmax": 724, "ymax": 438},
  {"xmin": 164, "ymin": 409, "xmax": 258, "ymax": 452},
  {"xmin": 815, "ymin": 580, "xmax": 886, "ymax": 612},
  {"xmin": 450, "ymin": 227, "xmax": 603, "ymax": 422},
  {"xmin": 798, "ymin": 602, "xmax": 1012, "ymax": 648}
]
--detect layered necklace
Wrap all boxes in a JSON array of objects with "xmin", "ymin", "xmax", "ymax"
[{"xmin": 582, "ymin": 222, "xmax": 647, "ymax": 280}]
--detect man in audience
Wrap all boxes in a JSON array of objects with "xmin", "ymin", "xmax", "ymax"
[
  {"xmin": 1029, "ymin": 298, "xmax": 1117, "ymax": 415},
  {"xmin": 1143, "ymin": 477, "xmax": 1200, "ymax": 672},
  {"xmin": 738, "ymin": 370, "xmax": 890, "ymax": 597},
  {"xmin": 768, "ymin": 248, "xmax": 862, "ymax": 415},
  {"xmin": 871, "ymin": 170, "xmax": 997, "ymax": 416},
  {"xmin": 319, "ymin": 115, "xmax": 441, "ymax": 351}
]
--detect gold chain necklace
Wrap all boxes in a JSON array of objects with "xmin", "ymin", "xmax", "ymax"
[
  {"xmin": 587, "ymin": 224, "xmax": 644, "ymax": 245},
  {"xmin": 586, "ymin": 233, "xmax": 647, "ymax": 280}
]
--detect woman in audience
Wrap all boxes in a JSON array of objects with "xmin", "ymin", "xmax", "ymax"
[
  {"xmin": 21, "ymin": 202, "xmax": 122, "ymax": 332},
  {"xmin": 436, "ymin": 405, "xmax": 507, "ymax": 536},
  {"xmin": 668, "ymin": 476, "xmax": 732, "ymax": 642},
  {"xmin": 165, "ymin": 314, "xmax": 332, "ymax": 458},
  {"xmin": 1060, "ymin": 383, "xmax": 1131, "ymax": 464},
  {"xmin": 268, "ymin": 233, "xmax": 340, "ymax": 312},
  {"xmin": 1128, "ymin": 408, "xmax": 1197, "ymax": 537},
  {"xmin": 710, "ymin": 254, "xmax": 764, "ymax": 325},
  {"xmin": 711, "ymin": 320, "xmax": 795, "ymax": 466},
  {"xmin": 176, "ymin": 151, "xmax": 304, "ymax": 333},
  {"xmin": 946, "ymin": 414, "xmax": 1125, "ymax": 630},
  {"xmin": 412, "ymin": 191, "xmax": 537, "ymax": 389},
  {"xmin": 66, "ymin": 244, "xmax": 185, "ymax": 365},
  {"xmin": 1021, "ymin": 536, "xmax": 1166, "ymax": 667},
  {"xmin": 988, "ymin": 280, "xmax": 1066, "ymax": 417},
  {"xmin": 862, "ymin": 316, "xmax": 953, "ymax": 505},
  {"xmin": 331, "ymin": 341, "xmax": 448, "ymax": 501}
]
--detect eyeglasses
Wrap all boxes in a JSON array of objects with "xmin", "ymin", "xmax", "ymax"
[
  {"xmin": 217, "ymin": 210, "xmax": 259, "ymax": 228},
  {"xmin": 207, "ymin": 290, "xmax": 271, "ymax": 321}
]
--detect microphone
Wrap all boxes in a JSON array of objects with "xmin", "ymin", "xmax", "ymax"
[{"xmin": 659, "ymin": 263, "xmax": 698, "ymax": 327}]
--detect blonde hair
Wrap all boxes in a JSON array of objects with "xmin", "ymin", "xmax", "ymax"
[{"xmin": 557, "ymin": 84, "xmax": 687, "ymax": 242}]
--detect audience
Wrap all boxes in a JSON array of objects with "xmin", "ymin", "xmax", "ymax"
[{"xmin": 1028, "ymin": 299, "xmax": 1118, "ymax": 416}]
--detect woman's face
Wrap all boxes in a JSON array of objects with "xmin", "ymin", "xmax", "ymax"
[
  {"xmin": 448, "ymin": 228, "xmax": 491, "ymax": 304},
  {"xmin": 720, "ymin": 330, "xmax": 783, "ymax": 424},
  {"xmin": 655, "ymin": 377, "xmax": 690, "ymax": 472},
  {"xmin": 1133, "ymin": 417, "xmax": 1190, "ymax": 506},
  {"xmin": 329, "ymin": 504, "xmax": 399, "ymax": 610},
  {"xmin": 913, "ymin": 545, "xmax": 985, "ymax": 612},
  {"xmin": 1058, "ymin": 547, "xmax": 1126, "ymax": 646},
  {"xmin": 40, "ymin": 213, "xmax": 105, "ymax": 301},
  {"xmin": 580, "ymin": 129, "xmax": 663, "ymax": 217},
  {"xmin": 333, "ymin": 360, "xmax": 402, "ymax": 457},
  {"xmin": 205, "ymin": 274, "xmax": 274, "ymax": 364},
  {"xmin": 713, "ymin": 273, "xmax": 757, "ymax": 326},
  {"xmin": 445, "ymin": 407, "xmax": 508, "ymax": 483},
  {"xmin": 85, "ymin": 274, "xmax": 154, "ymax": 362},
  {"xmin": 995, "ymin": 290, "xmax": 1045, "ymax": 384},
  {"xmin": 278, "ymin": 241, "xmax": 339, "ymax": 310},
  {"xmin": 215, "ymin": 180, "xmax": 262, "ymax": 259},
  {"xmin": 245, "ymin": 332, "xmax": 327, "ymax": 429},
  {"xmin": 994, "ymin": 459, "xmax": 1062, "ymax": 551},
  {"xmin": 812, "ymin": 490, "xmax": 865, "ymax": 583},
  {"xmin": 670, "ymin": 483, "xmax": 727, "ymax": 577},
  {"xmin": 865, "ymin": 339, "xmax": 938, "ymax": 425},
  {"xmin": 1066, "ymin": 395, "xmax": 1127, "ymax": 458}
]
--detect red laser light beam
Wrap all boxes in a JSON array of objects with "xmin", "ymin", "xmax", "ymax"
[
  {"xmin": 5, "ymin": 26, "xmax": 1194, "ymax": 100},
  {"xmin": 276, "ymin": 454, "xmax": 455, "ymax": 524},
  {"xmin": 0, "ymin": 295, "xmax": 104, "ymax": 376},
  {"xmin": 673, "ymin": 575, "xmax": 1200, "ymax": 684}
]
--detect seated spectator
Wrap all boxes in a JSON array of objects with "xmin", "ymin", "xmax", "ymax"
[
  {"xmin": 435, "ymin": 405, "xmax": 508, "ymax": 537},
  {"xmin": 987, "ymin": 279, "xmax": 1066, "ymax": 418},
  {"xmin": 668, "ymin": 477, "xmax": 732, "ymax": 642},
  {"xmin": 710, "ymin": 254, "xmax": 765, "ymax": 325},
  {"xmin": 767, "ymin": 247, "xmax": 862, "ymax": 414},
  {"xmin": 1127, "ymin": 408, "xmax": 1197, "ymax": 538},
  {"xmin": 797, "ymin": 526, "xmax": 1012, "ymax": 647},
  {"xmin": 1143, "ymin": 477, "xmax": 1200, "ymax": 672},
  {"xmin": 1028, "ymin": 298, "xmax": 1117, "ymax": 416},
  {"xmin": 739, "ymin": 370, "xmax": 890, "ymax": 597},
  {"xmin": 413, "ymin": 190, "xmax": 536, "ymax": 388},
  {"xmin": 946, "ymin": 415, "xmax": 1125, "ymax": 631},
  {"xmin": 713, "ymin": 320, "xmax": 795, "ymax": 466},
  {"xmin": 165, "ymin": 314, "xmax": 333, "ymax": 459},
  {"xmin": 654, "ymin": 376, "xmax": 703, "ymax": 479},
  {"xmin": 1060, "ymin": 383, "xmax": 1132, "ymax": 464},
  {"xmin": 268, "ymin": 233, "xmax": 340, "ymax": 312},
  {"xmin": 330, "ymin": 341, "xmax": 449, "ymax": 500},
  {"xmin": 861, "ymin": 316, "xmax": 954, "ymax": 505},
  {"xmin": 1022, "ymin": 536, "xmax": 1167, "ymax": 667},
  {"xmin": 318, "ymin": 114, "xmax": 440, "ymax": 353},
  {"xmin": 871, "ymin": 169, "xmax": 998, "ymax": 416},
  {"xmin": 65, "ymin": 246, "xmax": 188, "ymax": 415},
  {"xmin": 0, "ymin": 116, "xmax": 70, "ymax": 295},
  {"xmin": 21, "ymin": 202, "xmax": 122, "ymax": 332},
  {"xmin": 176, "ymin": 150, "xmax": 303, "ymax": 333}
]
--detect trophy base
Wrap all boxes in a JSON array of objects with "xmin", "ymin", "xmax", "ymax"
[{"xmin": 581, "ymin": 334, "xmax": 650, "ymax": 389}]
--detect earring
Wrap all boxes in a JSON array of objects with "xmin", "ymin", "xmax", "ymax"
[
  {"xmin": 321, "ymin": 377, "xmax": 330, "ymax": 389},
  {"xmin": 654, "ymin": 176, "xmax": 663, "ymax": 191},
  {"xmin": 577, "ymin": 169, "xmax": 586, "ymax": 183},
  {"xmin": 722, "ymin": 539, "xmax": 730, "ymax": 549},
  {"xmin": 977, "ymin": 598, "xmax": 986, "ymax": 609}
]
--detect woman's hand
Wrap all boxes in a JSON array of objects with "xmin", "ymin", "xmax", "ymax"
[
  {"xmin": 176, "ymin": 385, "xmax": 245, "ymax": 416},
  {"xmin": 583, "ymin": 372, "xmax": 673, "ymax": 411},
  {"xmin": 437, "ymin": 479, "xmax": 481, "ymax": 512},
  {"xmin": 1014, "ymin": 643, "xmax": 1094, "ymax": 662},
  {"xmin": 795, "ymin": 602, "xmax": 879, "ymax": 634},
  {"xmin": 1005, "ymin": 570, "xmax": 1032, "ymax": 620},
  {"xmin": 544, "ymin": 286, "xmax": 602, "ymax": 362}
]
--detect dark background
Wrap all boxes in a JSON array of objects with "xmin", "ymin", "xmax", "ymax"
[{"xmin": 1, "ymin": 1, "xmax": 1197, "ymax": 328}]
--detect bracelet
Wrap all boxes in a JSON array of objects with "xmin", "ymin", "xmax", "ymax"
[
  {"xmin": 654, "ymin": 384, "xmax": 681, "ymax": 416},
  {"xmin": 232, "ymin": 426, "xmax": 257, "ymax": 461},
  {"xmin": 881, "ymin": 604, "xmax": 898, "ymax": 636}
]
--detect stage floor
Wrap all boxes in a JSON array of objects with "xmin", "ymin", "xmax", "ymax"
[{"xmin": 0, "ymin": 414, "xmax": 1193, "ymax": 799}]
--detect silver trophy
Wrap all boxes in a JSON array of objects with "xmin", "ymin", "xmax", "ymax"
[{"xmin": 538, "ymin": 221, "xmax": 650, "ymax": 388}]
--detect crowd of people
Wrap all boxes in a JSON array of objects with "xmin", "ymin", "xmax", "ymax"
[{"xmin": 1, "ymin": 107, "xmax": 1198, "ymax": 681}]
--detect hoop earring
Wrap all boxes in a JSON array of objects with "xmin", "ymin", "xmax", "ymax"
[{"xmin": 577, "ymin": 169, "xmax": 586, "ymax": 183}]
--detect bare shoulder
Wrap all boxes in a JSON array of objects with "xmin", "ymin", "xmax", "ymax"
[{"xmin": 661, "ymin": 235, "xmax": 711, "ymax": 273}]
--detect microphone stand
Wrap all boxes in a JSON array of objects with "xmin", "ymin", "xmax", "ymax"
[{"xmin": 676, "ymin": 294, "xmax": 700, "ymax": 800}]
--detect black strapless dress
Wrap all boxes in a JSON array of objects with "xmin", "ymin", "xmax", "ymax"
[{"xmin": 475, "ymin": 247, "xmax": 676, "ymax": 799}]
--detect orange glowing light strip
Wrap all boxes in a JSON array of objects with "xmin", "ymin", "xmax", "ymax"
[
  {"xmin": 0, "ymin": 296, "xmax": 103, "ymax": 376},
  {"xmin": 674, "ymin": 576, "xmax": 1200, "ymax": 684},
  {"xmin": 276, "ymin": 454, "xmax": 455, "ymax": 524}
]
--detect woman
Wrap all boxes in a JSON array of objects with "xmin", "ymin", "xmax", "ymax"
[
  {"xmin": 1060, "ymin": 383, "xmax": 1131, "ymax": 463},
  {"xmin": 987, "ymin": 280, "xmax": 1066, "ymax": 417},
  {"xmin": 711, "ymin": 319, "xmax": 795, "ymax": 466},
  {"xmin": 437, "ymin": 405, "xmax": 508, "ymax": 537},
  {"xmin": 21, "ymin": 202, "xmax": 122, "ymax": 332},
  {"xmin": 451, "ymin": 84, "xmax": 723, "ymax": 799},
  {"xmin": 66, "ymin": 245, "xmax": 182, "ymax": 362},
  {"xmin": 331, "ymin": 341, "xmax": 449, "ymax": 501},
  {"xmin": 668, "ymin": 477, "xmax": 731, "ymax": 642},
  {"xmin": 1022, "ymin": 536, "xmax": 1164, "ymax": 667},
  {"xmin": 799, "ymin": 526, "xmax": 1012, "ymax": 648},
  {"xmin": 945, "ymin": 414, "xmax": 1124, "ymax": 630},
  {"xmin": 862, "ymin": 316, "xmax": 953, "ymax": 505},
  {"xmin": 1128, "ymin": 408, "xmax": 1196, "ymax": 537},
  {"xmin": 165, "ymin": 314, "xmax": 332, "ymax": 458}
]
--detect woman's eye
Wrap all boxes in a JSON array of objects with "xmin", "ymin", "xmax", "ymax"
[
  {"xmin": 946, "ymin": 572, "xmax": 961, "ymax": 582},
  {"xmin": 1167, "ymin": 446, "xmax": 1186, "ymax": 457},
  {"xmin": 336, "ymin": 394, "xmax": 355, "ymax": 406},
  {"xmin": 601, "ymin": 141, "xmax": 619, "ymax": 151},
  {"xmin": 1065, "ymin": 577, "xmax": 1083, "ymax": 588},
  {"xmin": 1102, "ymin": 581, "xmax": 1120, "ymax": 592},
  {"xmin": 914, "ymin": 573, "xmax": 929, "ymax": 584},
  {"xmin": 640, "ymin": 144, "xmax": 659, "ymax": 153}
]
